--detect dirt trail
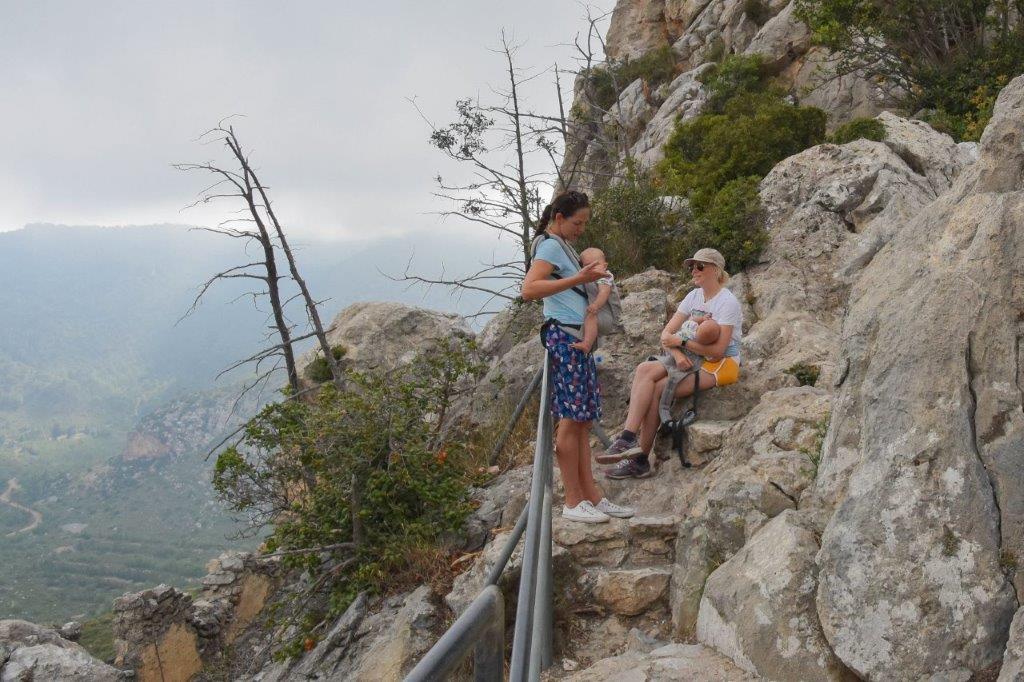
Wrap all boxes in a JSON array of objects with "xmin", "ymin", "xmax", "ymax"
[{"xmin": 1, "ymin": 478, "xmax": 42, "ymax": 536}]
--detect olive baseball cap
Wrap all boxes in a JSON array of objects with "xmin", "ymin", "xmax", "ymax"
[{"xmin": 684, "ymin": 247, "xmax": 727, "ymax": 274}]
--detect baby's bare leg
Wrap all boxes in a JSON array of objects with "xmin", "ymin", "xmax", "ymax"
[
  {"xmin": 668, "ymin": 347, "xmax": 688, "ymax": 368},
  {"xmin": 571, "ymin": 313, "xmax": 598, "ymax": 353},
  {"xmin": 695, "ymin": 319, "xmax": 721, "ymax": 345}
]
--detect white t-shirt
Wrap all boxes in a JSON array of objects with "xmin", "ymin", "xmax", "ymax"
[{"xmin": 676, "ymin": 287, "xmax": 743, "ymax": 361}]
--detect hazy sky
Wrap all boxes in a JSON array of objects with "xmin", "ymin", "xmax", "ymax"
[{"xmin": 1, "ymin": 1, "xmax": 612, "ymax": 245}]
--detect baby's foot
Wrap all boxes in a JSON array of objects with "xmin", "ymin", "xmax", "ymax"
[{"xmin": 571, "ymin": 340, "xmax": 593, "ymax": 353}]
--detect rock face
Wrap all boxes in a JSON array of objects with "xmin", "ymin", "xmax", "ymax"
[
  {"xmin": 697, "ymin": 510, "xmax": 852, "ymax": 680},
  {"xmin": 0, "ymin": 620, "xmax": 125, "ymax": 681},
  {"xmin": 999, "ymin": 607, "xmax": 1024, "ymax": 682},
  {"xmin": 113, "ymin": 552, "xmax": 278, "ymax": 681},
  {"xmin": 813, "ymin": 75, "xmax": 1024, "ymax": 680}
]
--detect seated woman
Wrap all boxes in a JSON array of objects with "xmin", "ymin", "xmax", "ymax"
[{"xmin": 599, "ymin": 248, "xmax": 743, "ymax": 479}]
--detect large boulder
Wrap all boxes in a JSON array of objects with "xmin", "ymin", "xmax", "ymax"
[
  {"xmin": 697, "ymin": 510, "xmax": 852, "ymax": 681},
  {"xmin": 300, "ymin": 301, "xmax": 472, "ymax": 376},
  {"xmin": 0, "ymin": 620, "xmax": 125, "ymax": 681},
  {"xmin": 813, "ymin": 75, "xmax": 1024, "ymax": 680}
]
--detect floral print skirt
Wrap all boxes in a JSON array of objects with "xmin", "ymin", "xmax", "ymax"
[{"xmin": 542, "ymin": 323, "xmax": 602, "ymax": 423}]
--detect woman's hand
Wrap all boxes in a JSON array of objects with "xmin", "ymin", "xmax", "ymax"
[
  {"xmin": 660, "ymin": 332, "xmax": 683, "ymax": 349},
  {"xmin": 574, "ymin": 261, "xmax": 607, "ymax": 284}
]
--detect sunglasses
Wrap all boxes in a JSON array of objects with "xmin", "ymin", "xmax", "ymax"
[{"xmin": 690, "ymin": 262, "xmax": 706, "ymax": 271}]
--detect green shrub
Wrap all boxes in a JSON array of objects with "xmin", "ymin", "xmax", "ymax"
[
  {"xmin": 795, "ymin": 0, "xmax": 1024, "ymax": 142},
  {"xmin": 303, "ymin": 344, "xmax": 348, "ymax": 383},
  {"xmin": 672, "ymin": 177, "xmax": 768, "ymax": 273},
  {"xmin": 829, "ymin": 117, "xmax": 886, "ymax": 144},
  {"xmin": 586, "ymin": 45, "xmax": 680, "ymax": 111},
  {"xmin": 213, "ymin": 337, "xmax": 485, "ymax": 656},
  {"xmin": 743, "ymin": 0, "xmax": 772, "ymax": 25},
  {"xmin": 581, "ymin": 173, "xmax": 680, "ymax": 276},
  {"xmin": 662, "ymin": 92, "xmax": 826, "ymax": 205},
  {"xmin": 785, "ymin": 362, "xmax": 821, "ymax": 387},
  {"xmin": 698, "ymin": 54, "xmax": 772, "ymax": 112},
  {"xmin": 655, "ymin": 69, "xmax": 825, "ymax": 274}
]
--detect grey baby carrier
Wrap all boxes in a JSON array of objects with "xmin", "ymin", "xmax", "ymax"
[{"xmin": 529, "ymin": 233, "xmax": 622, "ymax": 338}]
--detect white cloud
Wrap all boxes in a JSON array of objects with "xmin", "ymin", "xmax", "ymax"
[{"xmin": 0, "ymin": 1, "xmax": 613, "ymax": 246}]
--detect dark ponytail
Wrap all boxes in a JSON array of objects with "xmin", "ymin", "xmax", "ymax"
[{"xmin": 535, "ymin": 190, "xmax": 590, "ymax": 235}]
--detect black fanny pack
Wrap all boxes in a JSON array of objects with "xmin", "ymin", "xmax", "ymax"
[{"xmin": 540, "ymin": 318, "xmax": 583, "ymax": 343}]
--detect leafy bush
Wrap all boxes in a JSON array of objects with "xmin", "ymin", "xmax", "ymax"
[
  {"xmin": 303, "ymin": 344, "xmax": 348, "ymax": 383},
  {"xmin": 795, "ymin": 0, "xmax": 1024, "ymax": 141},
  {"xmin": 580, "ymin": 173, "xmax": 680, "ymax": 276},
  {"xmin": 661, "ymin": 92, "xmax": 826, "ymax": 208},
  {"xmin": 698, "ymin": 54, "xmax": 772, "ymax": 112},
  {"xmin": 829, "ymin": 117, "xmax": 886, "ymax": 144},
  {"xmin": 213, "ymin": 337, "xmax": 485, "ymax": 655},
  {"xmin": 743, "ymin": 0, "xmax": 772, "ymax": 25},
  {"xmin": 654, "ymin": 59, "xmax": 826, "ymax": 274},
  {"xmin": 785, "ymin": 362, "xmax": 821, "ymax": 386},
  {"xmin": 587, "ymin": 45, "xmax": 680, "ymax": 111},
  {"xmin": 672, "ymin": 177, "xmax": 768, "ymax": 273}
]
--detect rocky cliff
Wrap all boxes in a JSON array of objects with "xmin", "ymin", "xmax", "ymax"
[{"xmin": 8, "ymin": 3, "xmax": 1024, "ymax": 681}]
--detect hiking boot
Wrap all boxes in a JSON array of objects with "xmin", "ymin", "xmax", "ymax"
[
  {"xmin": 595, "ymin": 435, "xmax": 644, "ymax": 464},
  {"xmin": 595, "ymin": 498, "xmax": 635, "ymax": 518},
  {"xmin": 603, "ymin": 458, "xmax": 653, "ymax": 480},
  {"xmin": 562, "ymin": 500, "xmax": 611, "ymax": 524}
]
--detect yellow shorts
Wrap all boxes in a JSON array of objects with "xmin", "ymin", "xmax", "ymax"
[{"xmin": 702, "ymin": 357, "xmax": 740, "ymax": 387}]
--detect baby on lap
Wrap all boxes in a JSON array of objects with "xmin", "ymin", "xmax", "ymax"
[
  {"xmin": 570, "ymin": 247, "xmax": 614, "ymax": 354},
  {"xmin": 667, "ymin": 309, "xmax": 720, "ymax": 367}
]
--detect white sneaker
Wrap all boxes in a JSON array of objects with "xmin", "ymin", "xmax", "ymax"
[
  {"xmin": 562, "ymin": 500, "xmax": 611, "ymax": 523},
  {"xmin": 595, "ymin": 498, "xmax": 635, "ymax": 519}
]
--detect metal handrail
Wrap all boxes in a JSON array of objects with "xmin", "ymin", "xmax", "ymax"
[{"xmin": 405, "ymin": 355, "xmax": 555, "ymax": 682}]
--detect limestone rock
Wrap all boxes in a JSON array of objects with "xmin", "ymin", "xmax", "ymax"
[
  {"xmin": 461, "ymin": 465, "xmax": 532, "ymax": 551},
  {"xmin": 999, "ymin": 606, "xmax": 1024, "ymax": 681},
  {"xmin": 813, "ymin": 75, "xmax": 1024, "ymax": 680},
  {"xmin": 299, "ymin": 301, "xmax": 472, "ymax": 376},
  {"xmin": 629, "ymin": 66, "xmax": 710, "ymax": 171},
  {"xmin": 0, "ymin": 620, "xmax": 124, "ymax": 681},
  {"xmin": 447, "ymin": 525, "xmax": 573, "ymax": 615},
  {"xmin": 552, "ymin": 516, "xmax": 630, "ymax": 569},
  {"xmin": 562, "ymin": 642, "xmax": 757, "ymax": 681},
  {"xmin": 477, "ymin": 300, "xmax": 543, "ymax": 358},
  {"xmin": 594, "ymin": 567, "xmax": 671, "ymax": 616},
  {"xmin": 742, "ymin": 1, "xmax": 811, "ymax": 72},
  {"xmin": 697, "ymin": 510, "xmax": 851, "ymax": 680},
  {"xmin": 688, "ymin": 420, "xmax": 733, "ymax": 454}
]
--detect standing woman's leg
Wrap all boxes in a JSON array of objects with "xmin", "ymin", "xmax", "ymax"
[
  {"xmin": 574, "ymin": 421, "xmax": 602, "ymax": 503},
  {"xmin": 556, "ymin": 419, "xmax": 585, "ymax": 508}
]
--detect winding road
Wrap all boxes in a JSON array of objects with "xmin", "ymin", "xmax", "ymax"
[{"xmin": 1, "ymin": 478, "xmax": 42, "ymax": 536}]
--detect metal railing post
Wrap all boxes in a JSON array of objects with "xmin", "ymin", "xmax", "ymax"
[
  {"xmin": 488, "ymin": 364, "xmax": 544, "ymax": 465},
  {"xmin": 404, "ymin": 585, "xmax": 505, "ymax": 682},
  {"xmin": 508, "ymin": 358, "xmax": 551, "ymax": 681},
  {"xmin": 473, "ymin": 586, "xmax": 505, "ymax": 682}
]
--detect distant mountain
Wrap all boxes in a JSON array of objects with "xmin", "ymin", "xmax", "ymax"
[
  {"xmin": 0, "ymin": 223, "xmax": 506, "ymax": 440},
  {"xmin": 0, "ymin": 222, "xmax": 512, "ymax": 622}
]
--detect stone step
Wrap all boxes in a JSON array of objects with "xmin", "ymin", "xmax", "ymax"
[
  {"xmin": 553, "ymin": 514, "xmax": 679, "ymax": 569},
  {"xmin": 591, "ymin": 567, "xmax": 672, "ymax": 617}
]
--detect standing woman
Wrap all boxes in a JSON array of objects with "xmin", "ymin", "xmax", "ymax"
[{"xmin": 521, "ymin": 191, "xmax": 635, "ymax": 523}]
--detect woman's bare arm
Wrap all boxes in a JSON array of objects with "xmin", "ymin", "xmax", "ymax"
[
  {"xmin": 659, "ymin": 312, "xmax": 688, "ymax": 347},
  {"xmin": 521, "ymin": 259, "xmax": 605, "ymax": 301}
]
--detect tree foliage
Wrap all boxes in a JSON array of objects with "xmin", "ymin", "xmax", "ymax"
[
  {"xmin": 795, "ymin": 0, "xmax": 1024, "ymax": 140},
  {"xmin": 212, "ymin": 337, "xmax": 486, "ymax": 655},
  {"xmin": 652, "ymin": 55, "xmax": 826, "ymax": 273}
]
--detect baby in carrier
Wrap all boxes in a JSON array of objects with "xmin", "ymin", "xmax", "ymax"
[
  {"xmin": 570, "ymin": 247, "xmax": 615, "ymax": 354},
  {"xmin": 667, "ymin": 308, "xmax": 721, "ymax": 367}
]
